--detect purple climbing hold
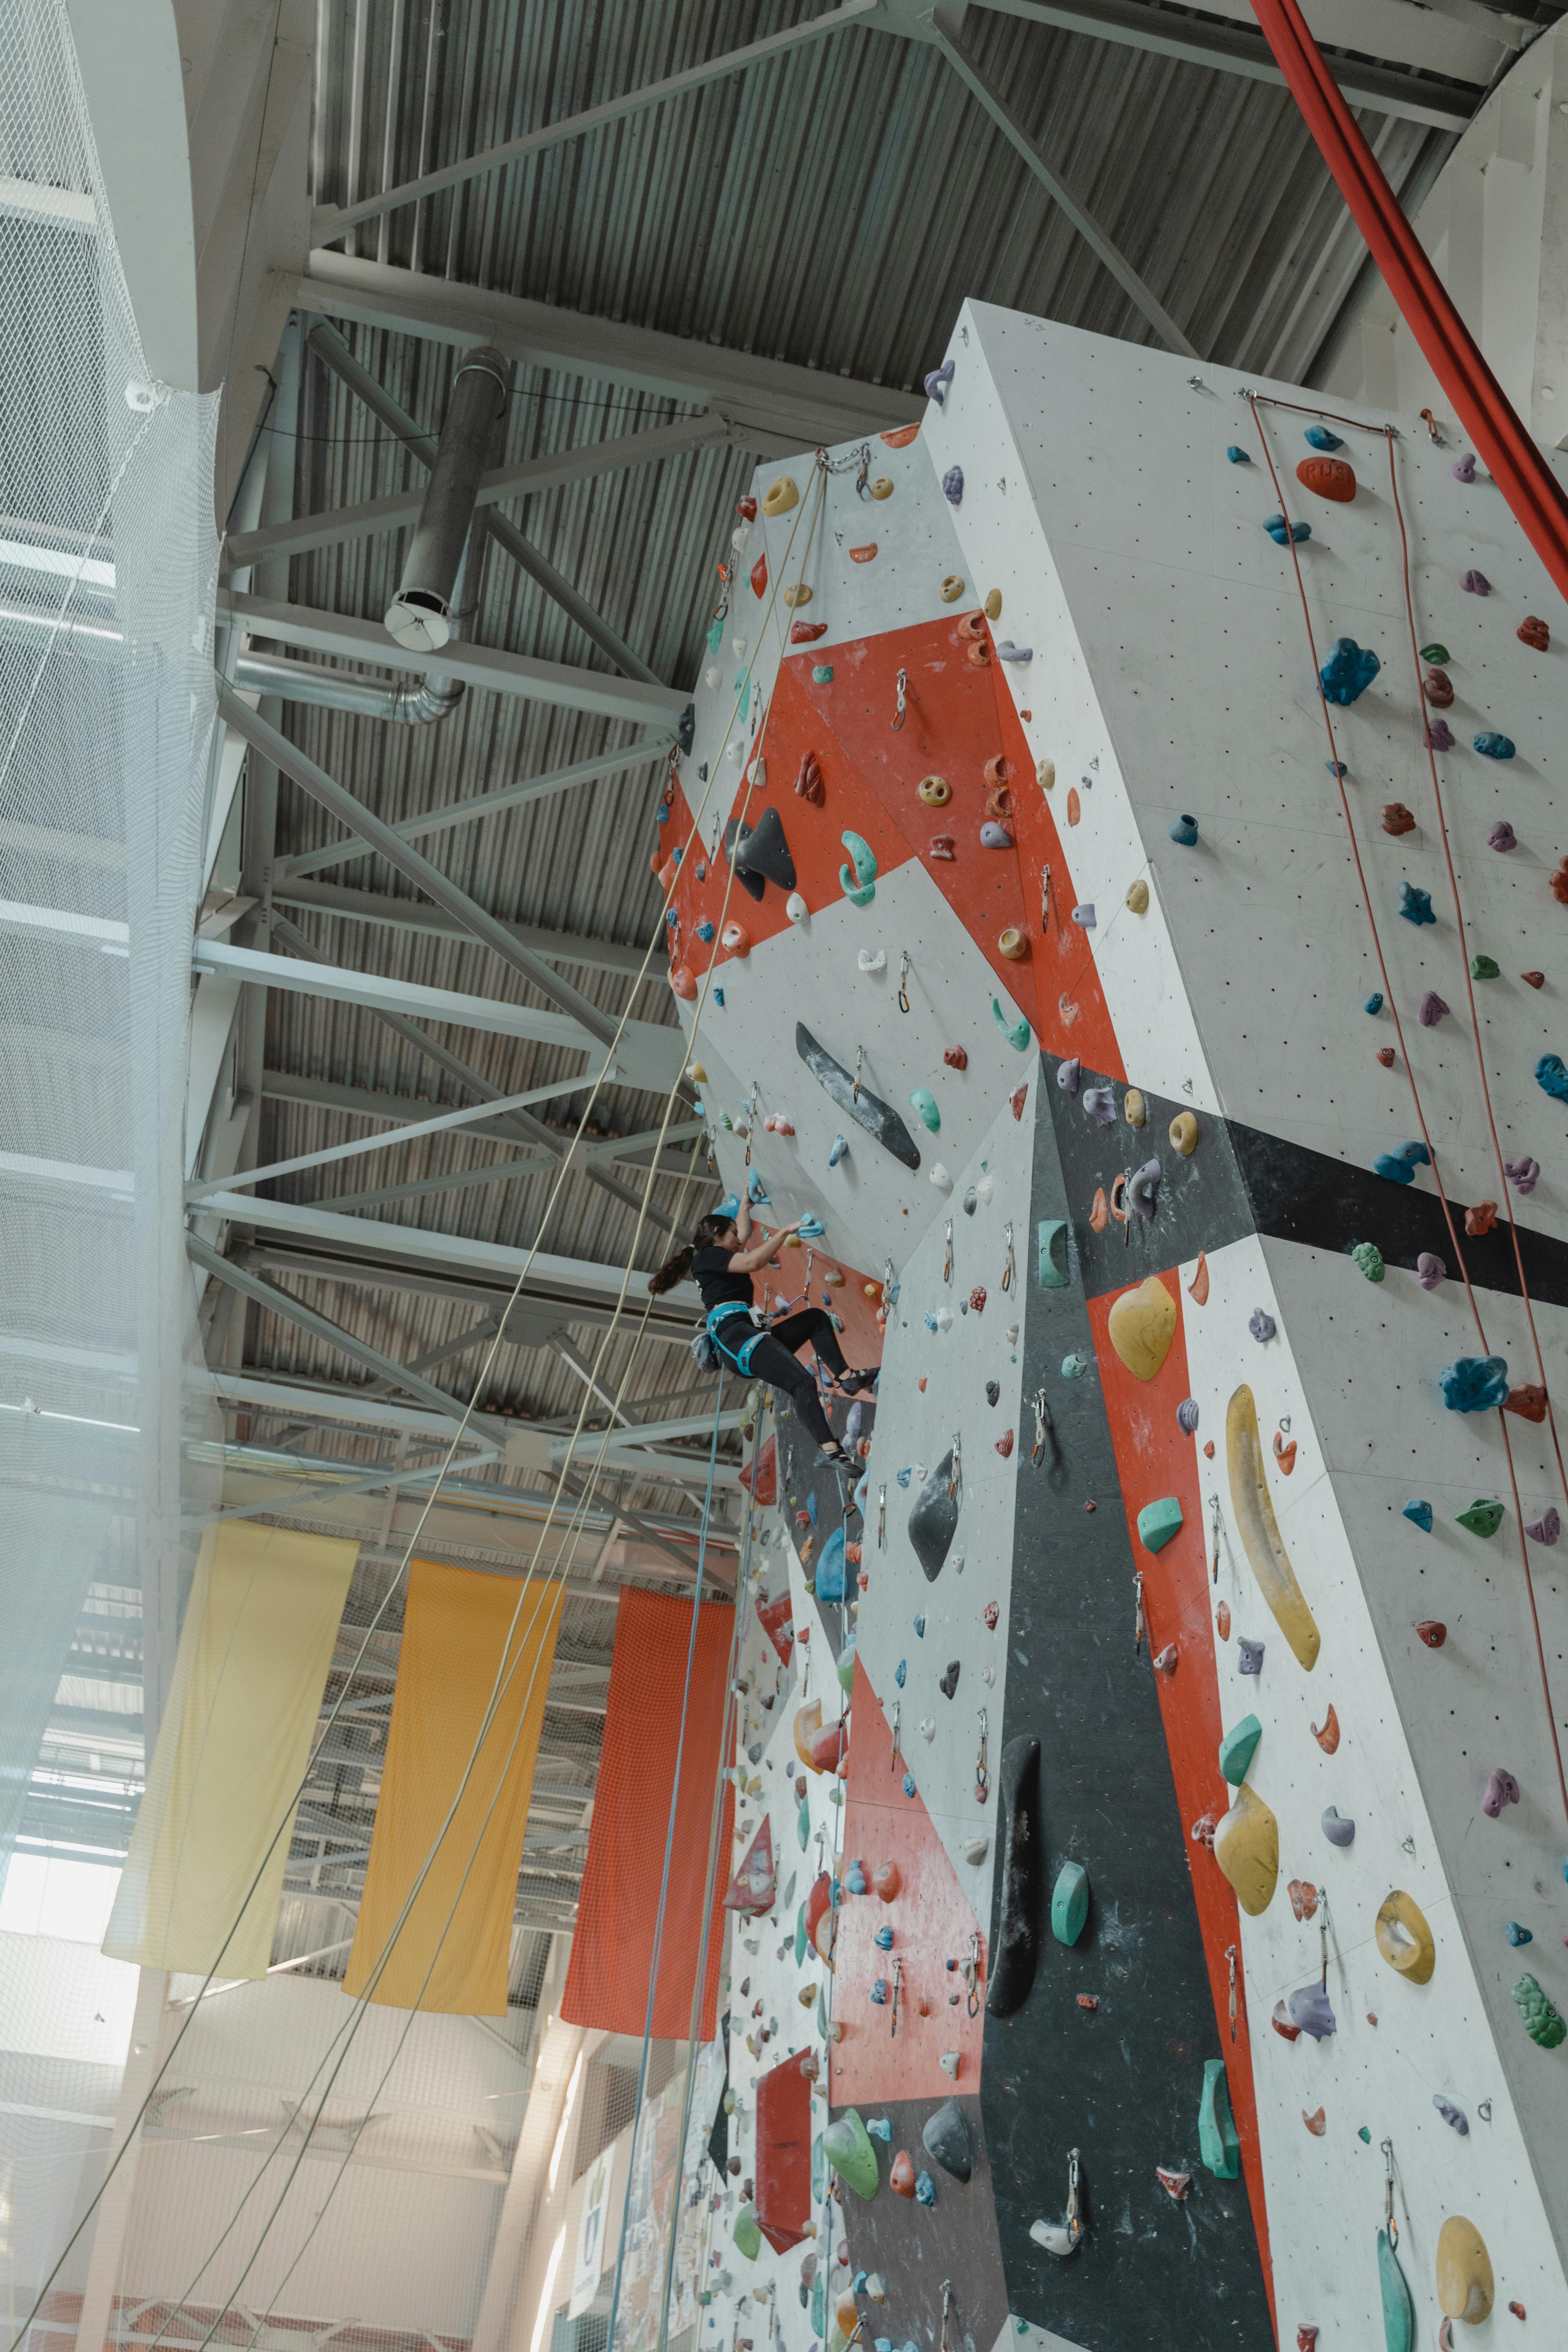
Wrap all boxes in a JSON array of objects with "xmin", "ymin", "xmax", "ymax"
[
  {"xmin": 1417, "ymin": 990, "xmax": 1449, "ymax": 1027},
  {"xmin": 996, "ymin": 641, "xmax": 1034, "ymax": 663},
  {"xmin": 1525, "ymin": 1505, "xmax": 1561, "ymax": 1546},
  {"xmin": 1071, "ymin": 903, "xmax": 1096, "ymax": 929},
  {"xmin": 925, "ymin": 359, "xmax": 955, "ymax": 407},
  {"xmin": 1249, "ymin": 1309, "xmax": 1276, "ymax": 1344},
  {"xmin": 1177, "ymin": 1398, "xmax": 1200, "ymax": 1435},
  {"xmin": 1129, "ymin": 1159, "xmax": 1162, "ymax": 1221},
  {"xmin": 1056, "ymin": 1057, "xmax": 1081, "ymax": 1096},
  {"xmin": 1481, "ymin": 1767, "xmax": 1520, "ymax": 1818},
  {"xmin": 1506, "ymin": 1155, "xmax": 1540, "ymax": 1195},
  {"xmin": 942, "ymin": 466, "xmax": 964, "ymax": 506},
  {"xmin": 979, "ymin": 821, "xmax": 1013, "ymax": 849},
  {"xmin": 1417, "ymin": 1252, "xmax": 1446, "ymax": 1291},
  {"xmin": 1237, "ymin": 1636, "xmax": 1265, "ymax": 1675},
  {"xmin": 1287, "ymin": 1982, "xmax": 1337, "ymax": 2040},
  {"xmin": 1425, "ymin": 719, "xmax": 1456, "ymax": 753},
  {"xmin": 1461, "ymin": 569, "xmax": 1492, "ymax": 595},
  {"xmin": 1452, "ymin": 454, "xmax": 1477, "ymax": 483},
  {"xmin": 1082, "ymin": 1085, "xmax": 1116, "ymax": 1126},
  {"xmin": 1322, "ymin": 1807, "xmax": 1356, "ymax": 1847},
  {"xmin": 1433, "ymin": 2094, "xmax": 1469, "ymax": 2134},
  {"xmin": 1488, "ymin": 821, "xmax": 1518, "ymax": 852}
]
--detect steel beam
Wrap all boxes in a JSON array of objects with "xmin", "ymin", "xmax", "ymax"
[
  {"xmin": 932, "ymin": 16, "xmax": 1198, "ymax": 357},
  {"xmin": 309, "ymin": 1121, "xmax": 705, "ymax": 1219},
  {"xmin": 218, "ymin": 595, "xmax": 686, "ymax": 730},
  {"xmin": 187, "ymin": 1080, "xmax": 586, "ymax": 1201},
  {"xmin": 295, "ymin": 252, "xmax": 926, "ymax": 445},
  {"xmin": 278, "ymin": 741, "xmax": 669, "ymax": 879},
  {"xmin": 314, "ymin": 0, "xmax": 880, "ymax": 237},
  {"xmin": 272, "ymin": 879, "xmax": 650, "ymax": 974},
  {"xmin": 222, "ymin": 412, "xmax": 731, "ymax": 572},
  {"xmin": 230, "ymin": 1241, "xmax": 700, "ymax": 1344}
]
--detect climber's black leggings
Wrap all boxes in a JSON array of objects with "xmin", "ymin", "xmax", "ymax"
[{"xmin": 715, "ymin": 1307, "xmax": 848, "ymax": 1451}]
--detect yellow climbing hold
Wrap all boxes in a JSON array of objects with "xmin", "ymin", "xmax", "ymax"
[
  {"xmin": 984, "ymin": 589, "xmax": 1002, "ymax": 620},
  {"xmin": 1212, "ymin": 1781, "xmax": 1278, "ymax": 1916},
  {"xmin": 1107, "ymin": 1275, "xmax": 1177, "ymax": 1382},
  {"xmin": 794, "ymin": 1698, "xmax": 824, "ymax": 1773},
  {"xmin": 784, "ymin": 583, "xmax": 813, "ymax": 608},
  {"xmin": 1125, "ymin": 878, "xmax": 1149, "ymax": 915},
  {"xmin": 918, "ymin": 775, "xmax": 952, "ymax": 806},
  {"xmin": 940, "ymin": 575, "xmax": 965, "ymax": 603},
  {"xmin": 1169, "ymin": 1111, "xmax": 1199, "ymax": 1156},
  {"xmin": 688, "ymin": 1060, "xmax": 708, "ymax": 1083},
  {"xmin": 1123, "ymin": 1089, "xmax": 1147, "ymax": 1128},
  {"xmin": 1036, "ymin": 760, "xmax": 1055, "ymax": 791},
  {"xmin": 1375, "ymin": 1889, "xmax": 1435, "ymax": 1985},
  {"xmin": 1226, "ymin": 1386, "xmax": 1321, "ymax": 1670},
  {"xmin": 871, "ymin": 477, "xmax": 895, "ymax": 500},
  {"xmin": 1436, "ymin": 2217, "xmax": 1493, "ymax": 2325},
  {"xmin": 762, "ymin": 477, "xmax": 799, "ymax": 517}
]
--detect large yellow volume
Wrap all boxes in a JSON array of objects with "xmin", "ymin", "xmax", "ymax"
[
  {"xmin": 1226, "ymin": 1384, "xmax": 1321, "ymax": 1670},
  {"xmin": 105, "ymin": 1523, "xmax": 358, "ymax": 1976}
]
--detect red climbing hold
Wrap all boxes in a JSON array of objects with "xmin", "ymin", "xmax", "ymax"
[
  {"xmin": 984, "ymin": 754, "xmax": 1011, "ymax": 789},
  {"xmin": 889, "ymin": 2152, "xmax": 916, "ymax": 2198},
  {"xmin": 1465, "ymin": 1199, "xmax": 1499, "ymax": 1235},
  {"xmin": 995, "ymin": 1428, "xmax": 1014, "ymax": 1458},
  {"xmin": 849, "ymin": 544, "xmax": 877, "ymax": 564},
  {"xmin": 1153, "ymin": 1643, "xmax": 1178, "ymax": 1675},
  {"xmin": 969, "ymin": 1286, "xmax": 987, "ymax": 1313},
  {"xmin": 881, "ymin": 423, "xmax": 920, "ymax": 449},
  {"xmin": 1416, "ymin": 1620, "xmax": 1447, "ymax": 1648},
  {"xmin": 1296, "ymin": 455, "xmax": 1356, "ymax": 502},
  {"xmin": 1189, "ymin": 1812, "xmax": 1218, "ymax": 1850},
  {"xmin": 670, "ymin": 964, "xmax": 698, "ymax": 1001},
  {"xmin": 1272, "ymin": 2001, "xmax": 1301, "ymax": 2043},
  {"xmin": 1518, "ymin": 616, "xmax": 1549, "ymax": 651},
  {"xmin": 918, "ymin": 1377, "xmax": 927, "ymax": 1392},
  {"xmin": 929, "ymin": 834, "xmax": 955, "ymax": 861},
  {"xmin": 1523, "ymin": 971, "xmax": 1545, "ymax": 988},
  {"xmin": 1381, "ymin": 803, "xmax": 1416, "ymax": 836},
  {"xmin": 1203, "ymin": 1439, "xmax": 1215, "ymax": 1459},
  {"xmin": 795, "ymin": 751, "xmax": 825, "ymax": 805},
  {"xmin": 1376, "ymin": 1047, "xmax": 1396, "ymax": 1067},
  {"xmin": 1509, "ymin": 2302, "xmax": 1527, "ymax": 2319},
  {"xmin": 943, "ymin": 1045, "xmax": 969, "ymax": 1070},
  {"xmin": 1216, "ymin": 1602, "xmax": 1231, "ymax": 1639},
  {"xmin": 1551, "ymin": 860, "xmax": 1568, "ymax": 905},
  {"xmin": 957, "ymin": 612, "xmax": 987, "ymax": 641},
  {"xmin": 751, "ymin": 555, "xmax": 768, "ymax": 597},
  {"xmin": 1009, "ymin": 1083, "xmax": 1028, "ymax": 1121},
  {"xmin": 1423, "ymin": 667, "xmax": 1455, "ymax": 709},
  {"xmin": 873, "ymin": 1861, "xmax": 901, "ymax": 1902},
  {"xmin": 808, "ymin": 1719, "xmax": 850, "ymax": 1775},
  {"xmin": 1156, "ymin": 2167, "xmax": 1192, "ymax": 2201},
  {"xmin": 965, "ymin": 641, "xmax": 991, "ymax": 668},
  {"xmin": 1066, "ymin": 788, "xmax": 1081, "ymax": 827},
  {"xmin": 1312, "ymin": 1706, "xmax": 1340, "ymax": 1755},
  {"xmin": 1505, "ymin": 1384, "xmax": 1548, "ymax": 1423},
  {"xmin": 1288, "ymin": 1878, "xmax": 1319, "ymax": 1921},
  {"xmin": 983, "ymin": 1601, "xmax": 1000, "ymax": 1629},
  {"xmin": 1076, "ymin": 1993, "xmax": 1099, "ymax": 2011},
  {"xmin": 1302, "ymin": 2108, "xmax": 1326, "ymax": 2137},
  {"xmin": 1298, "ymin": 2331, "xmax": 1321, "ymax": 2352},
  {"xmin": 790, "ymin": 621, "xmax": 828, "ymax": 643}
]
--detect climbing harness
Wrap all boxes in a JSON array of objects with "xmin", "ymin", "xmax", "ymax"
[
  {"xmin": 897, "ymin": 949, "xmax": 911, "ymax": 1011},
  {"xmin": 974, "ymin": 1709, "xmax": 989, "ymax": 1808},
  {"xmin": 1000, "ymin": 1223, "xmax": 1016, "ymax": 1294},
  {"xmin": 706, "ymin": 1299, "xmax": 769, "ymax": 1377},
  {"xmin": 892, "ymin": 666, "xmax": 907, "ymax": 732}
]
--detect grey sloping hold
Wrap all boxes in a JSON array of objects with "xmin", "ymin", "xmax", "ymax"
[
  {"xmin": 987, "ymin": 1737, "xmax": 1042, "ymax": 2018},
  {"xmin": 909, "ymin": 1452, "xmax": 958, "ymax": 1580},
  {"xmin": 921, "ymin": 2098, "xmax": 973, "ymax": 2181},
  {"xmin": 726, "ymin": 804, "xmax": 797, "ymax": 898},
  {"xmin": 796, "ymin": 1024, "xmax": 921, "ymax": 1169}
]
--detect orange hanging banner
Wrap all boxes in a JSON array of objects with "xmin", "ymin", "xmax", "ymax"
[
  {"xmin": 561, "ymin": 1587, "xmax": 735, "ymax": 2040},
  {"xmin": 345, "ymin": 1562, "xmax": 565, "ymax": 2015}
]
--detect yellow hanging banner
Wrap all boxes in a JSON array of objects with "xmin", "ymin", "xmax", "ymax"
[
  {"xmin": 344, "ymin": 1561, "xmax": 566, "ymax": 2015},
  {"xmin": 105, "ymin": 1522, "xmax": 358, "ymax": 1976}
]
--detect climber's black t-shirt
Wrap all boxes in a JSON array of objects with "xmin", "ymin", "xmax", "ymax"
[{"xmin": 691, "ymin": 1247, "xmax": 755, "ymax": 1315}]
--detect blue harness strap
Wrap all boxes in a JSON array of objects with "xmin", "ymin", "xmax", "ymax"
[{"xmin": 706, "ymin": 1299, "xmax": 764, "ymax": 1375}]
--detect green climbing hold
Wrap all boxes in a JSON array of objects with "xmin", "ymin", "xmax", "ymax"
[
  {"xmin": 1136, "ymin": 1496, "xmax": 1184, "ymax": 1553},
  {"xmin": 1352, "ymin": 1241, "xmax": 1385, "ymax": 1283},
  {"xmin": 837, "ymin": 1636, "xmax": 857, "ymax": 1693},
  {"xmin": 992, "ymin": 998, "xmax": 1031, "ymax": 1051},
  {"xmin": 1037, "ymin": 1219, "xmax": 1069, "ymax": 1287},
  {"xmin": 1050, "ymin": 1859, "xmax": 1090, "ymax": 1946},
  {"xmin": 798, "ymin": 1797, "xmax": 811, "ymax": 1849},
  {"xmin": 822, "ymin": 2108, "xmax": 880, "ymax": 2199},
  {"xmin": 1471, "ymin": 954, "xmax": 1500, "ymax": 980},
  {"xmin": 1513, "ymin": 1971, "xmax": 1567, "ymax": 2047},
  {"xmin": 734, "ymin": 2205, "xmax": 762, "ymax": 2260},
  {"xmin": 909, "ymin": 1087, "xmax": 940, "ymax": 1133},
  {"xmin": 1457, "ymin": 1498, "xmax": 1504, "ymax": 1538},
  {"xmin": 1358, "ymin": 2125, "xmax": 1372, "ymax": 2144},
  {"xmin": 1419, "ymin": 642, "xmax": 1450, "ymax": 665},
  {"xmin": 796, "ymin": 1903, "xmax": 808, "ymax": 1964},
  {"xmin": 1218, "ymin": 1712, "xmax": 1263, "ymax": 1786},
  {"xmin": 1378, "ymin": 2226, "xmax": 1415, "ymax": 2352},
  {"xmin": 839, "ymin": 832, "xmax": 877, "ymax": 907},
  {"xmin": 811, "ymin": 2261, "xmax": 825, "ymax": 2337},
  {"xmin": 1199, "ymin": 2058, "xmax": 1240, "ymax": 2178}
]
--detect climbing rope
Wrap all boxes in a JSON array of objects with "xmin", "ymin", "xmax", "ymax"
[{"xmin": 1249, "ymin": 394, "xmax": 1568, "ymax": 1831}]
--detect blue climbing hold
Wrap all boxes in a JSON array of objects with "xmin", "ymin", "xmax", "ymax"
[
  {"xmin": 829, "ymin": 1133, "xmax": 849, "ymax": 1167},
  {"xmin": 1304, "ymin": 424, "xmax": 1344, "ymax": 450},
  {"xmin": 1474, "ymin": 731, "xmax": 1515, "ymax": 760},
  {"xmin": 714, "ymin": 987, "xmax": 724, "ymax": 1007},
  {"xmin": 1402, "ymin": 1499, "xmax": 1434, "ymax": 1532},
  {"xmin": 869, "ymin": 1980, "xmax": 888, "ymax": 2005},
  {"xmin": 816, "ymin": 1524, "xmax": 848, "ymax": 1602},
  {"xmin": 915, "ymin": 2172, "xmax": 936, "ymax": 2207},
  {"xmin": 1263, "ymin": 514, "xmax": 1311, "ymax": 544},
  {"xmin": 923, "ymin": 1310, "xmax": 940, "ymax": 1332},
  {"xmin": 1439, "ymin": 1356, "xmax": 1510, "ymax": 1414},
  {"xmin": 1399, "ymin": 882, "xmax": 1435, "ymax": 925},
  {"xmin": 1365, "ymin": 993, "xmax": 1384, "ymax": 1014},
  {"xmin": 1326, "ymin": 760, "xmax": 1347, "ymax": 777},
  {"xmin": 896, "ymin": 1467, "xmax": 913, "ymax": 1489},
  {"xmin": 846, "ymin": 1858, "xmax": 867, "ymax": 1895},
  {"xmin": 902, "ymin": 1772, "xmax": 916, "ymax": 1797},
  {"xmin": 716, "ymin": 1193, "xmax": 740, "ymax": 1219},
  {"xmin": 747, "ymin": 1168, "xmax": 770, "ymax": 1203},
  {"xmin": 1168, "ymin": 813, "xmax": 1199, "ymax": 846},
  {"xmin": 925, "ymin": 360, "xmax": 955, "ymax": 406},
  {"xmin": 942, "ymin": 466, "xmax": 964, "ymax": 506},
  {"xmin": 1538, "ymin": 1053, "xmax": 1568, "ymax": 1101},
  {"xmin": 1506, "ymin": 1920, "xmax": 1533, "ymax": 1946},
  {"xmin": 1319, "ymin": 638, "xmax": 1380, "ymax": 705},
  {"xmin": 696, "ymin": 920, "xmax": 715, "ymax": 942},
  {"xmin": 1226, "ymin": 445, "xmax": 1251, "ymax": 464},
  {"xmin": 913, "ymin": 1613, "xmax": 926, "ymax": 1638},
  {"xmin": 1061, "ymin": 1352, "xmax": 1090, "ymax": 1379},
  {"xmin": 874, "ymin": 1925, "xmax": 894, "ymax": 1950},
  {"xmin": 1374, "ymin": 1154, "xmax": 1416, "ymax": 1184},
  {"xmin": 895, "ymin": 1658, "xmax": 906, "ymax": 1687},
  {"xmin": 798, "ymin": 1212, "xmax": 825, "ymax": 1239}
]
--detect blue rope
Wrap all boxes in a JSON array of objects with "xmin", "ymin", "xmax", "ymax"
[{"xmin": 603, "ymin": 1371, "xmax": 729, "ymax": 2352}]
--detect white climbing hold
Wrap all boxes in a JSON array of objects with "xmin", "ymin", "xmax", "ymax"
[
  {"xmin": 963, "ymin": 1834, "xmax": 989, "ymax": 1864},
  {"xmin": 705, "ymin": 666, "xmax": 721, "ymax": 690},
  {"xmin": 976, "ymin": 1176, "xmax": 994, "ymax": 1205},
  {"xmin": 1036, "ymin": 759, "xmax": 1055, "ymax": 791},
  {"xmin": 857, "ymin": 948, "xmax": 887, "ymax": 973},
  {"xmin": 939, "ymin": 2051, "xmax": 961, "ymax": 2078},
  {"xmin": 935, "ymin": 1308, "xmax": 953, "ymax": 1331},
  {"xmin": 930, "ymin": 1163, "xmax": 954, "ymax": 1191},
  {"xmin": 786, "ymin": 893, "xmax": 808, "ymax": 923},
  {"xmin": 920, "ymin": 1717, "xmax": 935, "ymax": 1740}
]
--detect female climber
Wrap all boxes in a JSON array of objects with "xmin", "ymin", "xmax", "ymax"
[{"xmin": 648, "ymin": 1198, "xmax": 876, "ymax": 1465}]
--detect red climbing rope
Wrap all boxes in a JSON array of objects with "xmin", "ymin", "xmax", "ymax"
[
  {"xmin": 1249, "ymin": 396, "xmax": 1568, "ymax": 1832},
  {"xmin": 1246, "ymin": 0, "xmax": 1568, "ymax": 608}
]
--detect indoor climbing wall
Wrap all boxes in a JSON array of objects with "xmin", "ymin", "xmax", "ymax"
[{"xmin": 664, "ymin": 299, "xmax": 1568, "ymax": 2352}]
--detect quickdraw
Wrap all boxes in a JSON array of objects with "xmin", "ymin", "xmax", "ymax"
[
  {"xmin": 1030, "ymin": 1386, "xmax": 1053, "ymax": 1465},
  {"xmin": 974, "ymin": 1709, "xmax": 989, "ymax": 1809},
  {"xmin": 948, "ymin": 1432, "xmax": 963, "ymax": 1503},
  {"xmin": 897, "ymin": 949, "xmax": 911, "ymax": 1012},
  {"xmin": 892, "ymin": 666, "xmax": 907, "ymax": 731},
  {"xmin": 1133, "ymin": 1570, "xmax": 1146, "ymax": 1653},
  {"xmin": 1000, "ymin": 1223, "xmax": 1016, "ymax": 1294},
  {"xmin": 963, "ymin": 1926, "xmax": 983, "ymax": 2013},
  {"xmin": 942, "ymin": 1219, "xmax": 954, "ymax": 1286}
]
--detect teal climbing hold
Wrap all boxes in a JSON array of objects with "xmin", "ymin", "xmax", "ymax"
[
  {"xmin": 839, "ymin": 833, "xmax": 877, "ymax": 907},
  {"xmin": 812, "ymin": 2131, "xmax": 825, "ymax": 2201},
  {"xmin": 811, "ymin": 2263, "xmax": 825, "ymax": 2338},
  {"xmin": 1061, "ymin": 1352, "xmax": 1089, "ymax": 1379},
  {"xmin": 1199, "ymin": 2059, "xmax": 1240, "ymax": 2178},
  {"xmin": 909, "ymin": 1087, "xmax": 940, "ymax": 1133},
  {"xmin": 813, "ymin": 664, "xmax": 835, "ymax": 684},
  {"xmin": 1050, "ymin": 1859, "xmax": 1090, "ymax": 1946},
  {"xmin": 1219, "ymin": 1712, "xmax": 1263, "ymax": 1785},
  {"xmin": 1168, "ymin": 813, "xmax": 1199, "ymax": 846},
  {"xmin": 1136, "ymin": 1496, "xmax": 1184, "ymax": 1553},
  {"xmin": 1037, "ymin": 1219, "xmax": 1069, "ymax": 1287},
  {"xmin": 797, "ymin": 1797, "xmax": 810, "ymax": 1848},
  {"xmin": 796, "ymin": 1904, "xmax": 808, "ymax": 1963},
  {"xmin": 823, "ymin": 2109, "xmax": 880, "ymax": 2199},
  {"xmin": 1402, "ymin": 1499, "xmax": 1433, "ymax": 1532},
  {"xmin": 992, "ymin": 998, "xmax": 1032, "ymax": 1051},
  {"xmin": 1377, "ymin": 2227, "xmax": 1415, "ymax": 2352}
]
